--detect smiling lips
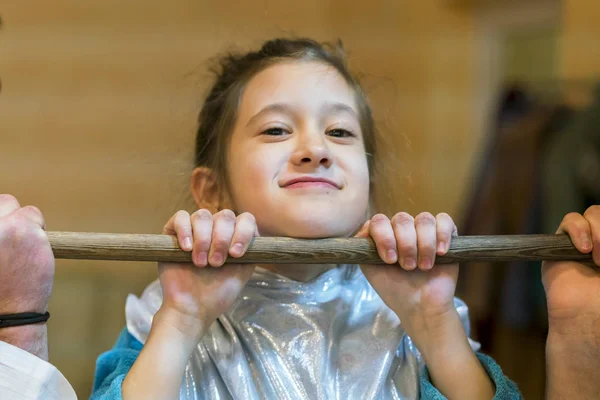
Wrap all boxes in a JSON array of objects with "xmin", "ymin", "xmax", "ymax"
[{"xmin": 281, "ymin": 176, "xmax": 341, "ymax": 189}]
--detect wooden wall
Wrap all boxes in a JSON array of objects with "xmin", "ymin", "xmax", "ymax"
[
  {"xmin": 561, "ymin": 0, "xmax": 600, "ymax": 79},
  {"xmin": 1, "ymin": 1, "xmax": 480, "ymax": 397}
]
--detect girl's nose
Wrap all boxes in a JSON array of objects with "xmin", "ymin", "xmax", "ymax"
[{"xmin": 290, "ymin": 132, "xmax": 332, "ymax": 168}]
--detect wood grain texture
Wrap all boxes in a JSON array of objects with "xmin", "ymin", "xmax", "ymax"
[{"xmin": 48, "ymin": 231, "xmax": 592, "ymax": 264}]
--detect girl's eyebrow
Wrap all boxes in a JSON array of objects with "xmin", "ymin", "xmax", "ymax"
[
  {"xmin": 245, "ymin": 102, "xmax": 358, "ymax": 127},
  {"xmin": 321, "ymin": 102, "xmax": 359, "ymax": 119},
  {"xmin": 246, "ymin": 103, "xmax": 294, "ymax": 127}
]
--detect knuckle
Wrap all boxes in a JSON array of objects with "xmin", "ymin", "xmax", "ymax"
[
  {"xmin": 235, "ymin": 222, "xmax": 256, "ymax": 237},
  {"xmin": 376, "ymin": 237, "xmax": 396, "ymax": 249},
  {"xmin": 564, "ymin": 212, "xmax": 582, "ymax": 222},
  {"xmin": 437, "ymin": 231, "xmax": 450, "ymax": 241},
  {"xmin": 584, "ymin": 206, "xmax": 600, "ymax": 218},
  {"xmin": 398, "ymin": 242, "xmax": 415, "ymax": 254},
  {"xmin": 380, "ymin": 238, "xmax": 396, "ymax": 249},
  {"xmin": 217, "ymin": 209, "xmax": 236, "ymax": 220},
  {"xmin": 175, "ymin": 210, "xmax": 191, "ymax": 222},
  {"xmin": 436, "ymin": 212, "xmax": 453, "ymax": 224},
  {"xmin": 0, "ymin": 194, "xmax": 19, "ymax": 207},
  {"xmin": 22, "ymin": 205, "xmax": 42, "ymax": 216},
  {"xmin": 392, "ymin": 212, "xmax": 414, "ymax": 225},
  {"xmin": 415, "ymin": 212, "xmax": 436, "ymax": 225},
  {"xmin": 195, "ymin": 236, "xmax": 211, "ymax": 249},
  {"xmin": 419, "ymin": 243, "xmax": 437, "ymax": 254},
  {"xmin": 2, "ymin": 218, "xmax": 28, "ymax": 240},
  {"xmin": 192, "ymin": 209, "xmax": 212, "ymax": 222},
  {"xmin": 371, "ymin": 213, "xmax": 390, "ymax": 224},
  {"xmin": 1, "ymin": 217, "xmax": 19, "ymax": 237},
  {"xmin": 211, "ymin": 235, "xmax": 231, "ymax": 250},
  {"xmin": 237, "ymin": 212, "xmax": 256, "ymax": 224}
]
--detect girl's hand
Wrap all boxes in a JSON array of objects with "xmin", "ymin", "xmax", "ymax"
[
  {"xmin": 156, "ymin": 209, "xmax": 259, "ymax": 339},
  {"xmin": 356, "ymin": 212, "xmax": 459, "ymax": 337},
  {"xmin": 542, "ymin": 206, "xmax": 600, "ymax": 334}
]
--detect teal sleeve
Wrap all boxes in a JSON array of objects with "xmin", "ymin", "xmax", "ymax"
[
  {"xmin": 420, "ymin": 353, "xmax": 523, "ymax": 399},
  {"xmin": 89, "ymin": 328, "xmax": 143, "ymax": 400}
]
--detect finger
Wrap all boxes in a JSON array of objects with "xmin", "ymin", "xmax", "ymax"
[
  {"xmin": 0, "ymin": 194, "xmax": 21, "ymax": 218},
  {"xmin": 435, "ymin": 213, "xmax": 457, "ymax": 256},
  {"xmin": 164, "ymin": 210, "xmax": 193, "ymax": 252},
  {"xmin": 229, "ymin": 212, "xmax": 258, "ymax": 258},
  {"xmin": 209, "ymin": 209, "xmax": 236, "ymax": 267},
  {"xmin": 369, "ymin": 214, "xmax": 397, "ymax": 264},
  {"xmin": 353, "ymin": 220, "xmax": 370, "ymax": 238},
  {"xmin": 14, "ymin": 205, "xmax": 46, "ymax": 230},
  {"xmin": 415, "ymin": 212, "xmax": 437, "ymax": 270},
  {"xmin": 556, "ymin": 212, "xmax": 593, "ymax": 254},
  {"xmin": 391, "ymin": 212, "xmax": 417, "ymax": 270},
  {"xmin": 191, "ymin": 209, "xmax": 213, "ymax": 267},
  {"xmin": 583, "ymin": 206, "xmax": 600, "ymax": 266}
]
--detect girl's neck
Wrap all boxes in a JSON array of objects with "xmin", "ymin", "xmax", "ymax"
[{"xmin": 258, "ymin": 263, "xmax": 336, "ymax": 282}]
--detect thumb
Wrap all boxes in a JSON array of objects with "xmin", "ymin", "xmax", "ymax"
[{"xmin": 354, "ymin": 220, "xmax": 370, "ymax": 238}]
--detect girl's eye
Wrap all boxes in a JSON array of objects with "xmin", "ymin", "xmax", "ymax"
[
  {"xmin": 262, "ymin": 127, "xmax": 289, "ymax": 136},
  {"xmin": 327, "ymin": 129, "xmax": 355, "ymax": 138}
]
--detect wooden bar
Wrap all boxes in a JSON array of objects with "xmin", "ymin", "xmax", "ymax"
[{"xmin": 47, "ymin": 231, "xmax": 593, "ymax": 265}]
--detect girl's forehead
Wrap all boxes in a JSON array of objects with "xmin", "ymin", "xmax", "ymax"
[{"xmin": 239, "ymin": 61, "xmax": 357, "ymax": 116}]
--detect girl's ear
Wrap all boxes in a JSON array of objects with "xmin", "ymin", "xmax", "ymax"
[{"xmin": 191, "ymin": 167, "xmax": 221, "ymax": 212}]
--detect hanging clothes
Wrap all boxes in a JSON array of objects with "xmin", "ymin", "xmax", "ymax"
[
  {"xmin": 541, "ymin": 82, "xmax": 600, "ymax": 235},
  {"xmin": 457, "ymin": 84, "xmax": 575, "ymax": 349}
]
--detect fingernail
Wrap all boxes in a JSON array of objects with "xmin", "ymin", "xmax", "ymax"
[
  {"xmin": 420, "ymin": 257, "xmax": 432, "ymax": 270},
  {"xmin": 581, "ymin": 235, "xmax": 593, "ymax": 251},
  {"xmin": 387, "ymin": 250, "xmax": 397, "ymax": 263},
  {"xmin": 184, "ymin": 237, "xmax": 193, "ymax": 251},
  {"xmin": 211, "ymin": 252, "xmax": 223, "ymax": 266},
  {"xmin": 405, "ymin": 257, "xmax": 416, "ymax": 269},
  {"xmin": 437, "ymin": 242, "xmax": 446, "ymax": 253},
  {"xmin": 196, "ymin": 252, "xmax": 207, "ymax": 266},
  {"xmin": 231, "ymin": 243, "xmax": 244, "ymax": 256}
]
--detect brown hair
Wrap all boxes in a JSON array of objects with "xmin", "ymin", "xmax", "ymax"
[{"xmin": 194, "ymin": 37, "xmax": 377, "ymax": 203}]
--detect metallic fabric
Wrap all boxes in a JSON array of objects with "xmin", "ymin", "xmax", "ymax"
[{"xmin": 125, "ymin": 265, "xmax": 477, "ymax": 400}]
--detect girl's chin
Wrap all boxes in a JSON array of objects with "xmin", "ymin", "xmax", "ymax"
[{"xmin": 262, "ymin": 217, "xmax": 361, "ymax": 239}]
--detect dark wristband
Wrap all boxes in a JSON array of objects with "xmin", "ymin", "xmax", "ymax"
[{"xmin": 0, "ymin": 312, "xmax": 50, "ymax": 328}]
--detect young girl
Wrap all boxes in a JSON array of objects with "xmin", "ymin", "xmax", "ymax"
[{"xmin": 90, "ymin": 38, "xmax": 521, "ymax": 399}]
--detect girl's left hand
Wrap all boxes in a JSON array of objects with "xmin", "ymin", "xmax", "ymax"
[{"xmin": 356, "ymin": 212, "xmax": 459, "ymax": 334}]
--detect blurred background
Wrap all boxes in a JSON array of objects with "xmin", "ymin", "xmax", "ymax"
[{"xmin": 1, "ymin": 0, "xmax": 599, "ymax": 398}]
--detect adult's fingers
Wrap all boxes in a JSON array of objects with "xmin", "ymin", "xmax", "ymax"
[
  {"xmin": 13, "ymin": 205, "xmax": 46, "ymax": 230},
  {"xmin": 0, "ymin": 194, "xmax": 21, "ymax": 218}
]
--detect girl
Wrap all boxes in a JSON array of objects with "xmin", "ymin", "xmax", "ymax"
[{"xmin": 90, "ymin": 38, "xmax": 520, "ymax": 399}]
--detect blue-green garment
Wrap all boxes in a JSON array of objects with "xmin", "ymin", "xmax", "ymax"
[{"xmin": 90, "ymin": 266, "xmax": 522, "ymax": 399}]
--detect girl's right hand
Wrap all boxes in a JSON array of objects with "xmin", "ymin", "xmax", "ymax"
[{"xmin": 156, "ymin": 209, "xmax": 258, "ymax": 339}]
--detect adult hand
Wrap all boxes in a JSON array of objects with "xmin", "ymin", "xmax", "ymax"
[{"xmin": 0, "ymin": 194, "xmax": 54, "ymax": 359}]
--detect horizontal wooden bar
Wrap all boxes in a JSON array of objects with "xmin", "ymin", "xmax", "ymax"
[{"xmin": 47, "ymin": 232, "xmax": 594, "ymax": 265}]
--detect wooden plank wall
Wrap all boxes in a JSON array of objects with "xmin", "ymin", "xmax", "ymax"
[
  {"xmin": 1, "ymin": 1, "xmax": 478, "ymax": 396},
  {"xmin": 561, "ymin": 0, "xmax": 600, "ymax": 80}
]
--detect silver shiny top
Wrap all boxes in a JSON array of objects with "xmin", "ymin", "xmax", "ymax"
[{"xmin": 125, "ymin": 265, "xmax": 477, "ymax": 400}]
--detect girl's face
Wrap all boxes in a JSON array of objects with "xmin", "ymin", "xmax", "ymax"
[{"xmin": 226, "ymin": 61, "xmax": 370, "ymax": 238}]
